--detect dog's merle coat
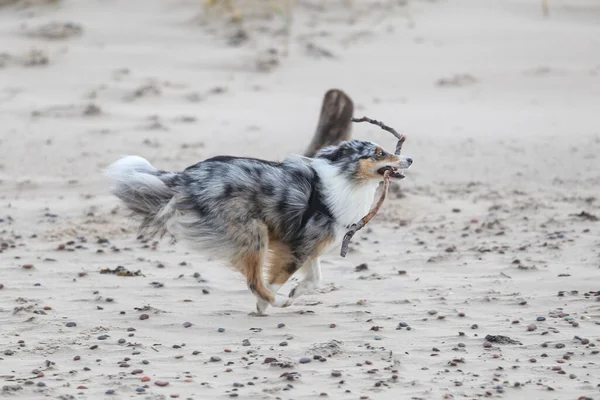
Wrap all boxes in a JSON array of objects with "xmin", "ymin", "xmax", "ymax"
[{"xmin": 106, "ymin": 140, "xmax": 412, "ymax": 313}]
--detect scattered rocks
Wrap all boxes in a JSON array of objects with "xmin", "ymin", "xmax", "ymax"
[
  {"xmin": 100, "ymin": 266, "xmax": 142, "ymax": 277},
  {"xmin": 484, "ymin": 335, "xmax": 522, "ymax": 345},
  {"xmin": 354, "ymin": 263, "xmax": 369, "ymax": 272}
]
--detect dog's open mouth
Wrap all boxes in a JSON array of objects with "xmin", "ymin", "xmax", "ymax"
[{"xmin": 377, "ymin": 166, "xmax": 405, "ymax": 179}]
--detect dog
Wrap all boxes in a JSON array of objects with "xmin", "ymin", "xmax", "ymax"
[{"xmin": 106, "ymin": 140, "xmax": 412, "ymax": 314}]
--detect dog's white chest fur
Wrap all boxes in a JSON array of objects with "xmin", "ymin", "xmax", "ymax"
[{"xmin": 312, "ymin": 160, "xmax": 379, "ymax": 235}]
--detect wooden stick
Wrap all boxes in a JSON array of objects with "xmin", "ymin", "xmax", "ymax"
[
  {"xmin": 340, "ymin": 117, "xmax": 407, "ymax": 257},
  {"xmin": 351, "ymin": 116, "xmax": 404, "ymax": 141},
  {"xmin": 304, "ymin": 89, "xmax": 354, "ymax": 157},
  {"xmin": 340, "ymin": 170, "xmax": 392, "ymax": 257}
]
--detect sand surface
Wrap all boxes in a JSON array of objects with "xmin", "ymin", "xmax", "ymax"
[{"xmin": 1, "ymin": 0, "xmax": 599, "ymax": 399}]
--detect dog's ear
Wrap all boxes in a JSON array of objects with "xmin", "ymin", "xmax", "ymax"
[{"xmin": 304, "ymin": 89, "xmax": 354, "ymax": 157}]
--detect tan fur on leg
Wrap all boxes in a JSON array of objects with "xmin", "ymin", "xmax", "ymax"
[
  {"xmin": 231, "ymin": 224, "xmax": 274, "ymax": 305},
  {"xmin": 266, "ymin": 240, "xmax": 295, "ymax": 286}
]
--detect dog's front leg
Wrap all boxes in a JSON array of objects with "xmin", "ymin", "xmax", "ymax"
[{"xmin": 288, "ymin": 258, "xmax": 322, "ymax": 299}]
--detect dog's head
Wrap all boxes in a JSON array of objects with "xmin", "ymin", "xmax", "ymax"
[{"xmin": 315, "ymin": 140, "xmax": 413, "ymax": 183}]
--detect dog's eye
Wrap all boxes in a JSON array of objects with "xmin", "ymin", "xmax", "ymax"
[{"xmin": 375, "ymin": 150, "xmax": 385, "ymax": 158}]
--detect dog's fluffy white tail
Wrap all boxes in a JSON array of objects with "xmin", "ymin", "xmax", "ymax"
[{"xmin": 106, "ymin": 156, "xmax": 177, "ymax": 236}]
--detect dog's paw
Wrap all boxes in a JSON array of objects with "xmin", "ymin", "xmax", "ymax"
[
  {"xmin": 249, "ymin": 311, "xmax": 269, "ymax": 317},
  {"xmin": 272, "ymin": 294, "xmax": 293, "ymax": 308},
  {"xmin": 253, "ymin": 298, "xmax": 270, "ymax": 316},
  {"xmin": 288, "ymin": 280, "xmax": 320, "ymax": 299}
]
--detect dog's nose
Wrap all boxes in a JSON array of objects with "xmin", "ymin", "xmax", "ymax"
[{"xmin": 406, "ymin": 157, "xmax": 413, "ymax": 166}]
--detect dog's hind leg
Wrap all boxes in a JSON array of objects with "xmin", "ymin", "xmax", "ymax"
[{"xmin": 233, "ymin": 225, "xmax": 291, "ymax": 315}]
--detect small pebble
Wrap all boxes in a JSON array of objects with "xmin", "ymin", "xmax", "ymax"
[
  {"xmin": 136, "ymin": 387, "xmax": 145, "ymax": 393},
  {"xmin": 105, "ymin": 389, "xmax": 115, "ymax": 395},
  {"xmin": 329, "ymin": 323, "xmax": 336, "ymax": 328},
  {"xmin": 98, "ymin": 335, "xmax": 109, "ymax": 340},
  {"xmin": 210, "ymin": 356, "xmax": 222, "ymax": 362},
  {"xmin": 141, "ymin": 377, "xmax": 151, "ymax": 382},
  {"xmin": 155, "ymin": 381, "xmax": 169, "ymax": 387},
  {"xmin": 527, "ymin": 324, "xmax": 537, "ymax": 332},
  {"xmin": 23, "ymin": 264, "xmax": 34, "ymax": 269},
  {"xmin": 66, "ymin": 322, "xmax": 77, "ymax": 327},
  {"xmin": 183, "ymin": 322, "xmax": 192, "ymax": 328},
  {"xmin": 536, "ymin": 317, "xmax": 546, "ymax": 322},
  {"xmin": 105, "ymin": 297, "xmax": 114, "ymax": 302},
  {"xmin": 218, "ymin": 328, "xmax": 225, "ymax": 333},
  {"xmin": 555, "ymin": 343, "xmax": 566, "ymax": 349},
  {"xmin": 398, "ymin": 322, "xmax": 409, "ymax": 328},
  {"xmin": 131, "ymin": 369, "xmax": 143, "ymax": 375},
  {"xmin": 471, "ymin": 324, "xmax": 478, "ymax": 329},
  {"xmin": 581, "ymin": 338, "xmax": 590, "ymax": 345},
  {"xmin": 139, "ymin": 314, "xmax": 149, "ymax": 320},
  {"xmin": 74, "ymin": 355, "xmax": 81, "ymax": 361},
  {"xmin": 118, "ymin": 339, "xmax": 126, "ymax": 344},
  {"xmin": 277, "ymin": 323, "xmax": 285, "ymax": 328},
  {"xmin": 299, "ymin": 357, "xmax": 311, "ymax": 364},
  {"xmin": 331, "ymin": 370, "xmax": 342, "ymax": 377},
  {"xmin": 374, "ymin": 335, "xmax": 382, "ymax": 340},
  {"xmin": 37, "ymin": 382, "xmax": 46, "ymax": 387}
]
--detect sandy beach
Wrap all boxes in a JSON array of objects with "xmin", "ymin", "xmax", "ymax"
[{"xmin": 1, "ymin": 0, "xmax": 599, "ymax": 399}]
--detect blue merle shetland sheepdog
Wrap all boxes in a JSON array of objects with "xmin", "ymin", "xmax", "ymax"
[{"xmin": 106, "ymin": 140, "xmax": 413, "ymax": 314}]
